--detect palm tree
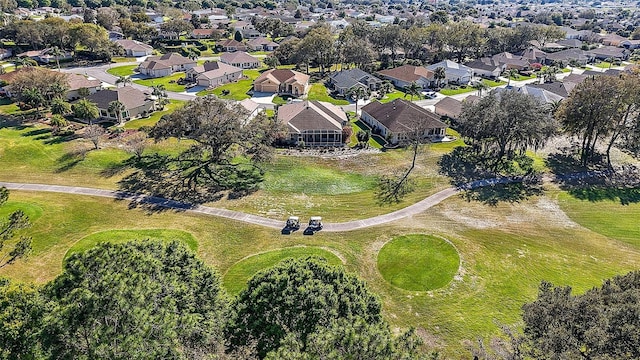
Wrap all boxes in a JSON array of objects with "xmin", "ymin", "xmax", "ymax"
[
  {"xmin": 403, "ymin": 82, "xmax": 422, "ymax": 101},
  {"xmin": 541, "ymin": 66, "xmax": 560, "ymax": 83},
  {"xmin": 73, "ymin": 98, "xmax": 100, "ymax": 124},
  {"xmin": 506, "ymin": 69, "xmax": 519, "ymax": 87},
  {"xmin": 472, "ymin": 81, "xmax": 489, "ymax": 97},
  {"xmin": 21, "ymin": 88, "xmax": 45, "ymax": 119},
  {"xmin": 151, "ymin": 85, "xmax": 169, "ymax": 108},
  {"xmin": 377, "ymin": 81, "xmax": 394, "ymax": 100},
  {"xmin": 433, "ymin": 66, "xmax": 446, "ymax": 88},
  {"xmin": 50, "ymin": 98, "xmax": 72, "ymax": 115},
  {"xmin": 49, "ymin": 114, "xmax": 68, "ymax": 135},
  {"xmin": 49, "ymin": 46, "xmax": 64, "ymax": 71},
  {"xmin": 108, "ymin": 100, "xmax": 126, "ymax": 126},
  {"xmin": 346, "ymin": 85, "xmax": 371, "ymax": 116},
  {"xmin": 116, "ymin": 76, "xmax": 132, "ymax": 88},
  {"xmin": 77, "ymin": 87, "xmax": 90, "ymax": 98}
]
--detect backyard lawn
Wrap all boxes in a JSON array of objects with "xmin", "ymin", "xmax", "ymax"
[
  {"xmin": 124, "ymin": 100, "xmax": 185, "ymax": 129},
  {"xmin": 107, "ymin": 64, "xmax": 138, "ymax": 77},
  {"xmin": 134, "ymin": 72, "xmax": 186, "ymax": 92},
  {"xmin": 439, "ymin": 86, "xmax": 475, "ymax": 96},
  {"xmin": 197, "ymin": 79, "xmax": 253, "ymax": 100},
  {"xmin": 306, "ymin": 83, "xmax": 349, "ymax": 105},
  {"xmin": 594, "ymin": 61, "xmax": 613, "ymax": 69},
  {"xmin": 481, "ymin": 78, "xmax": 506, "ymax": 87},
  {"xmin": 379, "ymin": 89, "xmax": 408, "ymax": 103}
]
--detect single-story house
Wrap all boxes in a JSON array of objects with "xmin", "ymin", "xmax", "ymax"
[
  {"xmin": 464, "ymin": 59, "xmax": 502, "ymax": 79},
  {"xmin": 246, "ymin": 37, "xmax": 280, "ymax": 52},
  {"xmin": 328, "ymin": 68, "xmax": 383, "ymax": 96},
  {"xmin": 426, "ymin": 60, "xmax": 473, "ymax": 84},
  {"xmin": 219, "ymin": 52, "xmax": 260, "ymax": 69},
  {"xmin": 520, "ymin": 47, "xmax": 548, "ymax": 64},
  {"xmin": 82, "ymin": 86, "xmax": 156, "ymax": 122},
  {"xmin": 191, "ymin": 28, "xmax": 222, "ymax": 39},
  {"xmin": 0, "ymin": 48, "xmax": 13, "ymax": 60},
  {"xmin": 186, "ymin": 61, "xmax": 243, "ymax": 88},
  {"xmin": 253, "ymin": 69, "xmax": 310, "ymax": 97},
  {"xmin": 529, "ymin": 81, "xmax": 576, "ymax": 99},
  {"xmin": 620, "ymin": 39, "xmax": 640, "ymax": 50},
  {"xmin": 360, "ymin": 99, "xmax": 447, "ymax": 144},
  {"xmin": 434, "ymin": 97, "xmax": 463, "ymax": 120},
  {"xmin": 138, "ymin": 52, "xmax": 196, "ymax": 78},
  {"xmin": 557, "ymin": 39, "xmax": 583, "ymax": 49},
  {"xmin": 18, "ymin": 48, "xmax": 73, "ymax": 64},
  {"xmin": 108, "ymin": 31, "xmax": 125, "ymax": 41},
  {"xmin": 493, "ymin": 86, "xmax": 564, "ymax": 104},
  {"xmin": 277, "ymin": 100, "xmax": 347, "ymax": 147},
  {"xmin": 587, "ymin": 46, "xmax": 629, "ymax": 61},
  {"xmin": 544, "ymin": 48, "xmax": 593, "ymax": 65},
  {"xmin": 377, "ymin": 65, "xmax": 434, "ymax": 90},
  {"xmin": 490, "ymin": 52, "xmax": 530, "ymax": 71},
  {"xmin": 239, "ymin": 98, "xmax": 261, "ymax": 120},
  {"xmin": 241, "ymin": 29, "xmax": 262, "ymax": 39},
  {"xmin": 599, "ymin": 33, "xmax": 627, "ymax": 47},
  {"xmin": 115, "ymin": 40, "xmax": 154, "ymax": 57},
  {"xmin": 66, "ymin": 73, "xmax": 103, "ymax": 101},
  {"xmin": 216, "ymin": 39, "xmax": 247, "ymax": 52}
]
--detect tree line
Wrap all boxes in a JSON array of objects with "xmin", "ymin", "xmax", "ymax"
[{"xmin": 0, "ymin": 240, "xmax": 425, "ymax": 359}]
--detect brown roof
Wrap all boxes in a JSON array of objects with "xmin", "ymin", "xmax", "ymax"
[
  {"xmin": 434, "ymin": 97, "xmax": 463, "ymax": 118},
  {"xmin": 254, "ymin": 69, "xmax": 309, "ymax": 86},
  {"xmin": 277, "ymin": 100, "xmax": 346, "ymax": 133},
  {"xmin": 140, "ymin": 52, "xmax": 195, "ymax": 70},
  {"xmin": 0, "ymin": 67, "xmax": 36, "ymax": 83},
  {"xmin": 218, "ymin": 39, "xmax": 244, "ymax": 47},
  {"xmin": 220, "ymin": 51, "xmax": 259, "ymax": 64},
  {"xmin": 361, "ymin": 99, "xmax": 446, "ymax": 133},
  {"xmin": 196, "ymin": 61, "xmax": 242, "ymax": 80},
  {"xmin": 192, "ymin": 28, "xmax": 219, "ymax": 36},
  {"xmin": 114, "ymin": 39, "xmax": 153, "ymax": 52},
  {"xmin": 66, "ymin": 73, "xmax": 102, "ymax": 91},
  {"xmin": 377, "ymin": 65, "xmax": 434, "ymax": 83},
  {"xmin": 82, "ymin": 86, "xmax": 151, "ymax": 110}
]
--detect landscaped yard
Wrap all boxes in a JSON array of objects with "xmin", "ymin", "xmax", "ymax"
[
  {"xmin": 440, "ymin": 86, "xmax": 475, "ymax": 96},
  {"xmin": 306, "ymin": 83, "xmax": 349, "ymax": 105},
  {"xmin": 481, "ymin": 78, "xmax": 506, "ymax": 87},
  {"xmin": 110, "ymin": 57, "xmax": 137, "ymax": 63},
  {"xmin": 594, "ymin": 61, "xmax": 613, "ymax": 69},
  {"xmin": 107, "ymin": 64, "xmax": 138, "ymax": 77},
  {"xmin": 134, "ymin": 72, "xmax": 186, "ymax": 92},
  {"xmin": 197, "ymin": 79, "xmax": 253, "ymax": 100},
  {"xmin": 378, "ymin": 89, "xmax": 408, "ymax": 103},
  {"xmin": 124, "ymin": 100, "xmax": 186, "ymax": 129},
  {"xmin": 0, "ymin": 98, "xmax": 20, "ymax": 115}
]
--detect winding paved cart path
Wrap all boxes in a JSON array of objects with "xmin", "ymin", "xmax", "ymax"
[{"xmin": 0, "ymin": 178, "xmax": 525, "ymax": 232}]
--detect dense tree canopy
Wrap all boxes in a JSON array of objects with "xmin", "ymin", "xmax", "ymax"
[
  {"xmin": 522, "ymin": 271, "xmax": 640, "ymax": 359},
  {"xmin": 41, "ymin": 241, "xmax": 229, "ymax": 359},
  {"xmin": 228, "ymin": 257, "xmax": 383, "ymax": 358}
]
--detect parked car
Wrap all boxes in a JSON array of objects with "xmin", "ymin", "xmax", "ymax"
[{"xmin": 422, "ymin": 90, "xmax": 437, "ymax": 99}]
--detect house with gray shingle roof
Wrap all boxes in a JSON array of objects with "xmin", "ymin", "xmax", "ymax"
[
  {"xmin": 328, "ymin": 68, "xmax": 383, "ymax": 96},
  {"xmin": 220, "ymin": 52, "xmax": 260, "ymax": 69},
  {"xmin": 81, "ymin": 86, "xmax": 157, "ymax": 122},
  {"xmin": 277, "ymin": 100, "xmax": 347, "ymax": 147}
]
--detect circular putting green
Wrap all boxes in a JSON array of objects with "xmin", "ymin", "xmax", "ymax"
[
  {"xmin": 223, "ymin": 247, "xmax": 343, "ymax": 295},
  {"xmin": 65, "ymin": 229, "xmax": 198, "ymax": 259},
  {"xmin": 377, "ymin": 234, "xmax": 460, "ymax": 291}
]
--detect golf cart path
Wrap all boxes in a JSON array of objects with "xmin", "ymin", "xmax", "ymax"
[{"xmin": 0, "ymin": 178, "xmax": 528, "ymax": 232}]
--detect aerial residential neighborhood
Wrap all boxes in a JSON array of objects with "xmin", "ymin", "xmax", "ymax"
[{"xmin": 1, "ymin": 0, "xmax": 640, "ymax": 358}]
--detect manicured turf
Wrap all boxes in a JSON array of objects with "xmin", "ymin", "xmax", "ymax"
[
  {"xmin": 594, "ymin": 61, "xmax": 613, "ymax": 69},
  {"xmin": 110, "ymin": 57, "xmax": 137, "ymax": 63},
  {"xmin": 439, "ymin": 86, "xmax": 475, "ymax": 96},
  {"xmin": 65, "ymin": 229, "xmax": 198, "ymax": 259},
  {"xmin": 124, "ymin": 100, "xmax": 185, "ymax": 129},
  {"xmin": 0, "ymin": 99, "xmax": 20, "ymax": 114},
  {"xmin": 378, "ymin": 234, "xmax": 459, "ymax": 291},
  {"xmin": 557, "ymin": 191, "xmax": 640, "ymax": 247},
  {"xmin": 134, "ymin": 72, "xmax": 186, "ymax": 92},
  {"xmin": 379, "ymin": 89, "xmax": 407, "ymax": 103},
  {"xmin": 196, "ymin": 79, "xmax": 252, "ymax": 100},
  {"xmin": 306, "ymin": 83, "xmax": 349, "ymax": 105},
  {"xmin": 223, "ymin": 247, "xmax": 343, "ymax": 295},
  {"xmin": 261, "ymin": 156, "xmax": 377, "ymax": 195},
  {"xmin": 106, "ymin": 65, "xmax": 137, "ymax": 77},
  {"xmin": 481, "ymin": 78, "xmax": 506, "ymax": 87}
]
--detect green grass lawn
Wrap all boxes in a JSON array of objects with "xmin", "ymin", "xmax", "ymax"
[
  {"xmin": 509, "ymin": 73, "xmax": 537, "ymax": 81},
  {"xmin": 196, "ymin": 79, "xmax": 252, "ymax": 100},
  {"xmin": 65, "ymin": 229, "xmax": 198, "ymax": 259},
  {"xmin": 272, "ymin": 95, "xmax": 288, "ymax": 105},
  {"xmin": 379, "ymin": 89, "xmax": 408, "ymax": 103},
  {"xmin": 594, "ymin": 61, "xmax": 613, "ymax": 69},
  {"xmin": 349, "ymin": 120, "xmax": 384, "ymax": 149},
  {"xmin": 0, "ymin": 99, "xmax": 20, "ymax": 115},
  {"xmin": 440, "ymin": 86, "xmax": 475, "ymax": 96},
  {"xmin": 110, "ymin": 57, "xmax": 136, "ymax": 63},
  {"xmin": 306, "ymin": 83, "xmax": 349, "ymax": 105},
  {"xmin": 124, "ymin": 100, "xmax": 185, "ymax": 129},
  {"xmin": 377, "ymin": 234, "xmax": 459, "ymax": 291},
  {"xmin": 107, "ymin": 65, "xmax": 138, "ymax": 77},
  {"xmin": 134, "ymin": 72, "xmax": 186, "ymax": 92},
  {"xmin": 223, "ymin": 247, "xmax": 343, "ymax": 295},
  {"xmin": 481, "ymin": 78, "xmax": 506, "ymax": 87}
]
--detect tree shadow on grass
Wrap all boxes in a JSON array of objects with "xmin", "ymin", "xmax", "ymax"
[
  {"xmin": 55, "ymin": 146, "xmax": 92, "ymax": 173},
  {"xmin": 439, "ymin": 146, "xmax": 544, "ymax": 206},
  {"xmin": 43, "ymin": 133, "xmax": 80, "ymax": 145},
  {"xmin": 21, "ymin": 128, "xmax": 51, "ymax": 137}
]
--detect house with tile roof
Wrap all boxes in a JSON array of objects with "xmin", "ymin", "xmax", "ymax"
[
  {"xmin": 138, "ymin": 52, "xmax": 196, "ymax": 78},
  {"xmin": 253, "ymin": 69, "xmax": 310, "ymax": 97},
  {"xmin": 81, "ymin": 86, "xmax": 156, "ymax": 122},
  {"xmin": 360, "ymin": 99, "xmax": 447, "ymax": 144},
  {"xmin": 246, "ymin": 37, "xmax": 280, "ymax": 51},
  {"xmin": 377, "ymin": 65, "xmax": 435, "ymax": 90},
  {"xmin": 327, "ymin": 68, "xmax": 383, "ymax": 96},
  {"xmin": 426, "ymin": 60, "xmax": 473, "ymax": 84},
  {"xmin": 114, "ymin": 40, "xmax": 154, "ymax": 57},
  {"xmin": 277, "ymin": 100, "xmax": 347, "ymax": 147},
  {"xmin": 219, "ymin": 52, "xmax": 260, "ymax": 69},
  {"xmin": 185, "ymin": 61, "xmax": 243, "ymax": 88},
  {"xmin": 65, "ymin": 73, "xmax": 103, "ymax": 101}
]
